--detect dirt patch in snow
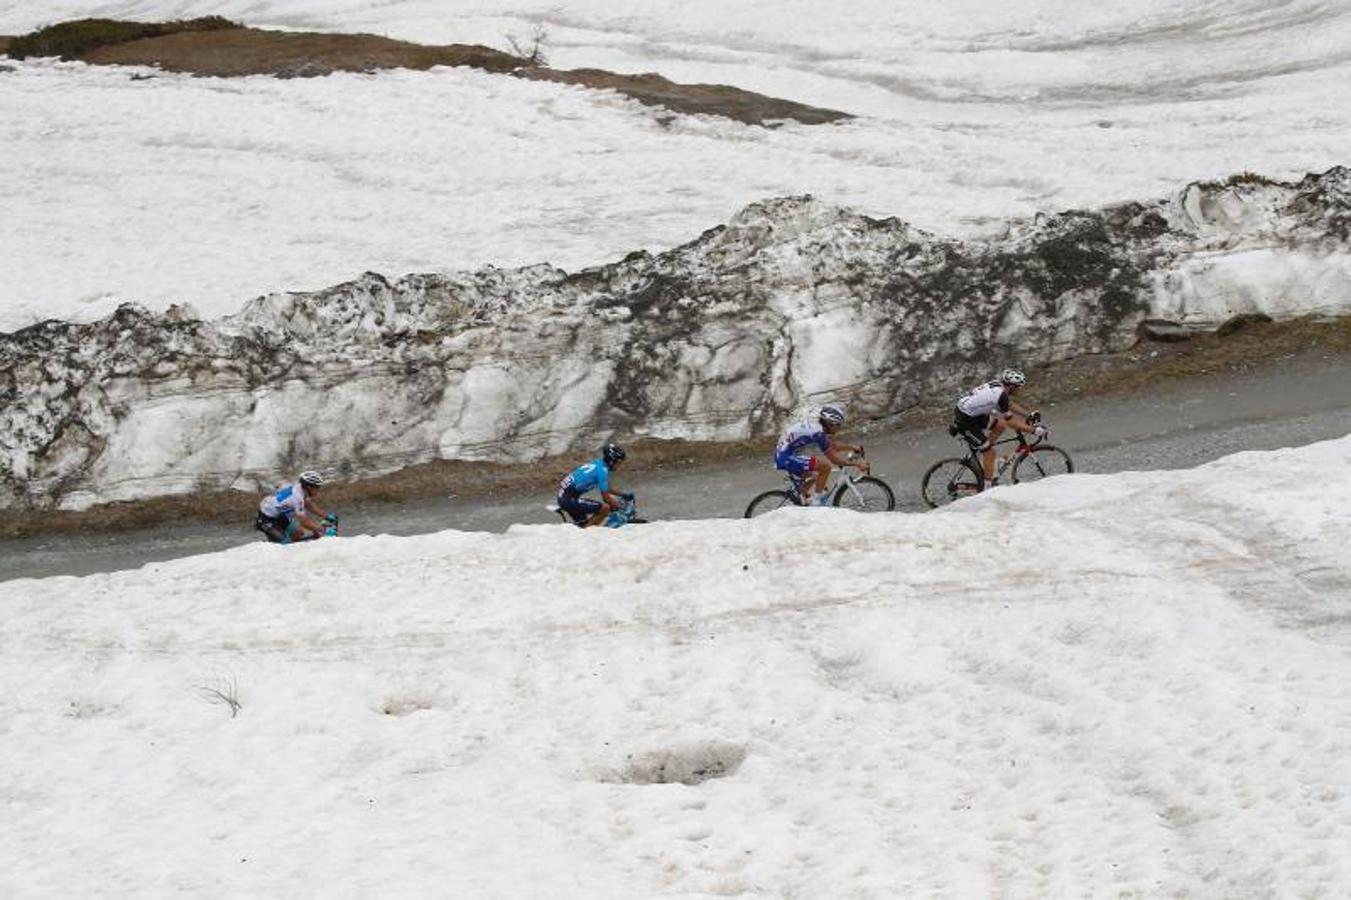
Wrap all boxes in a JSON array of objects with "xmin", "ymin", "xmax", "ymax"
[
  {"xmin": 521, "ymin": 68, "xmax": 849, "ymax": 126},
  {"xmin": 84, "ymin": 26, "xmax": 523, "ymax": 78},
  {"xmin": 4, "ymin": 19, "xmax": 850, "ymax": 126},
  {"xmin": 4, "ymin": 315, "xmax": 1346, "ymax": 540}
]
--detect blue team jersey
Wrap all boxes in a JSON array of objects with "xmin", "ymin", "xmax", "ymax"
[
  {"xmin": 560, "ymin": 459, "xmax": 610, "ymax": 496},
  {"xmin": 774, "ymin": 420, "xmax": 831, "ymax": 461}
]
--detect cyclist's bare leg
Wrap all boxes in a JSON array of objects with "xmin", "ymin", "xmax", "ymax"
[
  {"xmin": 980, "ymin": 445, "xmax": 997, "ymax": 481},
  {"xmin": 981, "ymin": 419, "xmax": 1009, "ymax": 480},
  {"xmin": 583, "ymin": 502, "xmax": 612, "ymax": 528},
  {"xmin": 813, "ymin": 460, "xmax": 833, "ymax": 498}
]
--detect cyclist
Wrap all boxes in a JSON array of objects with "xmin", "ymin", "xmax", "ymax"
[
  {"xmin": 256, "ymin": 470, "xmax": 332, "ymax": 543},
  {"xmin": 952, "ymin": 368, "xmax": 1046, "ymax": 485},
  {"xmin": 774, "ymin": 404, "xmax": 869, "ymax": 506},
  {"xmin": 557, "ymin": 442, "xmax": 630, "ymax": 527}
]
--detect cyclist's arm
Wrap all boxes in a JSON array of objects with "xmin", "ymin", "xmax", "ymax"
[
  {"xmin": 295, "ymin": 512, "xmax": 326, "ymax": 535},
  {"xmin": 824, "ymin": 445, "xmax": 868, "ymax": 469}
]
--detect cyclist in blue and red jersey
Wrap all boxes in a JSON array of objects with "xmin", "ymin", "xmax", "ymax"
[{"xmin": 773, "ymin": 405, "xmax": 869, "ymax": 505}]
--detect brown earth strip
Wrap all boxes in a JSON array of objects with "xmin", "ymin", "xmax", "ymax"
[
  {"xmin": 521, "ymin": 68, "xmax": 850, "ymax": 126},
  {"xmin": 84, "ymin": 27, "xmax": 522, "ymax": 78},
  {"xmin": 5, "ymin": 316, "xmax": 1347, "ymax": 540},
  {"xmin": 4, "ymin": 18, "xmax": 850, "ymax": 126}
]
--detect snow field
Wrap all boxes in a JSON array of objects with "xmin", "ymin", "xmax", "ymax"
[
  {"xmin": 2, "ymin": 438, "xmax": 1349, "ymax": 895},
  {"xmin": 4, "ymin": 0, "xmax": 1351, "ymax": 328}
]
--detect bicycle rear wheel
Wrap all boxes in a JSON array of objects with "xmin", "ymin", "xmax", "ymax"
[
  {"xmin": 921, "ymin": 458, "xmax": 984, "ymax": 508},
  {"xmin": 1011, "ymin": 446, "xmax": 1074, "ymax": 484},
  {"xmin": 744, "ymin": 490, "xmax": 799, "ymax": 518},
  {"xmin": 832, "ymin": 475, "xmax": 896, "ymax": 512}
]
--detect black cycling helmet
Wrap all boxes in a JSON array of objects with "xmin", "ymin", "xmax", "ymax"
[{"xmin": 602, "ymin": 442, "xmax": 627, "ymax": 466}]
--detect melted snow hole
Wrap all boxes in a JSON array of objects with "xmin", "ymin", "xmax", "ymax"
[{"xmin": 598, "ymin": 741, "xmax": 747, "ymax": 786}]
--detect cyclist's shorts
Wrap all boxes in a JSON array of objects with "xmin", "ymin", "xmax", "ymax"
[
  {"xmin": 774, "ymin": 452, "xmax": 818, "ymax": 476},
  {"xmin": 255, "ymin": 511, "xmax": 293, "ymax": 543},
  {"xmin": 953, "ymin": 410, "xmax": 991, "ymax": 446},
  {"xmin": 557, "ymin": 489, "xmax": 601, "ymax": 525}
]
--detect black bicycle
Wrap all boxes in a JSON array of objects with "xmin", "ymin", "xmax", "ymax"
[
  {"xmin": 920, "ymin": 419, "xmax": 1074, "ymax": 508},
  {"xmin": 745, "ymin": 451, "xmax": 896, "ymax": 517}
]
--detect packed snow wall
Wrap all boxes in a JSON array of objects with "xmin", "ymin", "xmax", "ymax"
[{"xmin": 3, "ymin": 168, "xmax": 1350, "ymax": 509}]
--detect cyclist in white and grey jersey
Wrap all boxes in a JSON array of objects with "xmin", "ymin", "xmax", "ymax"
[
  {"xmin": 256, "ymin": 470, "xmax": 331, "ymax": 543},
  {"xmin": 952, "ymin": 368, "xmax": 1045, "ymax": 485}
]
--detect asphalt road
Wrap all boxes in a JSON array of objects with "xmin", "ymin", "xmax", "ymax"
[{"xmin": 3, "ymin": 352, "xmax": 1348, "ymax": 582}]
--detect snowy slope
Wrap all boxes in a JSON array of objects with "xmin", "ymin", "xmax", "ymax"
[
  {"xmin": 2, "ymin": 439, "xmax": 1349, "ymax": 896},
  {"xmin": 3, "ymin": 1, "xmax": 1350, "ymax": 327}
]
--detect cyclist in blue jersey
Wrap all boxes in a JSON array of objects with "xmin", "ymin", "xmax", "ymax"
[
  {"xmin": 774, "ymin": 405, "xmax": 869, "ymax": 505},
  {"xmin": 255, "ymin": 470, "xmax": 332, "ymax": 543},
  {"xmin": 557, "ymin": 443, "xmax": 630, "ymax": 527}
]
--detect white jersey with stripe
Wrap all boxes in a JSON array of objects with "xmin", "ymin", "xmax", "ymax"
[
  {"xmin": 956, "ymin": 381, "xmax": 1011, "ymax": 418},
  {"xmin": 775, "ymin": 420, "xmax": 830, "ymax": 458},
  {"xmin": 260, "ymin": 482, "xmax": 307, "ymax": 518}
]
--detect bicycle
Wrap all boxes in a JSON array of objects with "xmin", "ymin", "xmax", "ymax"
[
  {"xmin": 256, "ymin": 512, "xmax": 339, "ymax": 543},
  {"xmin": 920, "ymin": 417, "xmax": 1074, "ymax": 508},
  {"xmin": 548, "ymin": 493, "xmax": 648, "ymax": 528},
  {"xmin": 744, "ymin": 451, "xmax": 896, "ymax": 517}
]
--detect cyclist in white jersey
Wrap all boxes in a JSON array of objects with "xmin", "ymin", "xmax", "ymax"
[
  {"xmin": 774, "ymin": 404, "xmax": 869, "ymax": 505},
  {"xmin": 256, "ymin": 470, "xmax": 332, "ymax": 543},
  {"xmin": 952, "ymin": 368, "xmax": 1046, "ymax": 485}
]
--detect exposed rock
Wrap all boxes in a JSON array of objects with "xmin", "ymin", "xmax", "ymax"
[
  {"xmin": 1216, "ymin": 312, "xmax": 1275, "ymax": 338},
  {"xmin": 1138, "ymin": 319, "xmax": 1191, "ymax": 342},
  {"xmin": 3, "ymin": 168, "xmax": 1351, "ymax": 510}
]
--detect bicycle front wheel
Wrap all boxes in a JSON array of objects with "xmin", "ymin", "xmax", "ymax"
[
  {"xmin": 1011, "ymin": 446, "xmax": 1074, "ymax": 484},
  {"xmin": 921, "ymin": 458, "xmax": 984, "ymax": 508},
  {"xmin": 832, "ymin": 475, "xmax": 896, "ymax": 512},
  {"xmin": 744, "ymin": 490, "xmax": 799, "ymax": 518}
]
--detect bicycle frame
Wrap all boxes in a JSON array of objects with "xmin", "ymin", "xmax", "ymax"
[
  {"xmin": 959, "ymin": 430, "xmax": 1045, "ymax": 476},
  {"xmin": 785, "ymin": 455, "xmax": 874, "ymax": 504}
]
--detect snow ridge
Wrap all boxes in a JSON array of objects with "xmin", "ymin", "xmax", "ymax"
[
  {"xmin": 2, "ymin": 439, "xmax": 1350, "ymax": 895},
  {"xmin": 3, "ymin": 168, "xmax": 1350, "ymax": 509}
]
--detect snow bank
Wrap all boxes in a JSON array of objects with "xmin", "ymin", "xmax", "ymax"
[
  {"xmin": 4, "ymin": 1, "xmax": 1351, "ymax": 330},
  {"xmin": 4, "ymin": 169, "xmax": 1351, "ymax": 510},
  {"xmin": 2, "ymin": 438, "xmax": 1349, "ymax": 896}
]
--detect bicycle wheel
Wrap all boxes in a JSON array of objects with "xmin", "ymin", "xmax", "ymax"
[
  {"xmin": 832, "ymin": 475, "xmax": 896, "ymax": 512},
  {"xmin": 1011, "ymin": 445, "xmax": 1074, "ymax": 484},
  {"xmin": 920, "ymin": 458, "xmax": 984, "ymax": 508},
  {"xmin": 744, "ymin": 490, "xmax": 799, "ymax": 518}
]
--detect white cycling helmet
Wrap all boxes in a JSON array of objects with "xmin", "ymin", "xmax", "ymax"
[
  {"xmin": 999, "ymin": 368, "xmax": 1026, "ymax": 386},
  {"xmin": 818, "ymin": 404, "xmax": 846, "ymax": 426},
  {"xmin": 298, "ymin": 470, "xmax": 325, "ymax": 487}
]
